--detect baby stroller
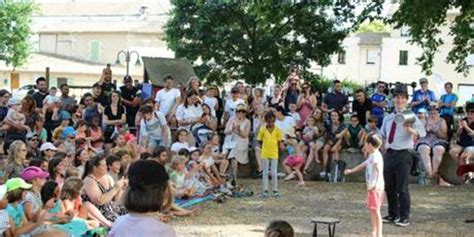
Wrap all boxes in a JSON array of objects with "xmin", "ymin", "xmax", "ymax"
[{"xmin": 191, "ymin": 123, "xmax": 214, "ymax": 147}]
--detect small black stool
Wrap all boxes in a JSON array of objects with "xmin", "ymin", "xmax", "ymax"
[{"xmin": 311, "ymin": 217, "xmax": 340, "ymax": 237}]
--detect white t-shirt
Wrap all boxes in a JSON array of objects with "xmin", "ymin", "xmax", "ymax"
[
  {"xmin": 155, "ymin": 88, "xmax": 181, "ymax": 116},
  {"xmin": 364, "ymin": 150, "xmax": 385, "ymax": 190},
  {"xmin": 176, "ymin": 104, "xmax": 203, "ymax": 130},
  {"xmin": 289, "ymin": 112, "xmax": 301, "ymax": 125},
  {"xmin": 275, "ymin": 116, "xmax": 296, "ymax": 138},
  {"xmin": 203, "ymin": 96, "xmax": 217, "ymax": 117},
  {"xmin": 224, "ymin": 98, "xmax": 245, "ymax": 118},
  {"xmin": 171, "ymin": 142, "xmax": 190, "ymax": 153},
  {"xmin": 0, "ymin": 210, "xmax": 10, "ymax": 236}
]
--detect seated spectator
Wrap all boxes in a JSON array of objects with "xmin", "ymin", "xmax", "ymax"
[
  {"xmin": 88, "ymin": 115, "xmax": 104, "ymax": 150},
  {"xmin": 6, "ymin": 140, "xmax": 28, "ymax": 179},
  {"xmin": 109, "ymin": 160, "xmax": 177, "ymax": 237},
  {"xmin": 39, "ymin": 142, "xmax": 58, "ymax": 161},
  {"xmin": 102, "ymin": 91, "xmax": 127, "ymax": 151},
  {"xmin": 60, "ymin": 177, "xmax": 111, "ymax": 228},
  {"xmin": 106, "ymin": 155, "xmax": 122, "ymax": 183},
  {"xmin": 6, "ymin": 178, "xmax": 50, "ymax": 236},
  {"xmin": 171, "ymin": 129, "xmax": 190, "ymax": 154},
  {"xmin": 25, "ymin": 132, "xmax": 40, "ymax": 159},
  {"xmin": 48, "ymin": 157, "xmax": 66, "ymax": 188},
  {"xmin": 416, "ymin": 105, "xmax": 449, "ymax": 185},
  {"xmin": 283, "ymin": 137, "xmax": 305, "ymax": 186},
  {"xmin": 288, "ymin": 103, "xmax": 301, "ymax": 128},
  {"xmin": 364, "ymin": 116, "xmax": 381, "ymax": 136},
  {"xmin": 264, "ymin": 220, "xmax": 294, "ymax": 237},
  {"xmin": 321, "ymin": 111, "xmax": 347, "ymax": 179},
  {"xmin": 30, "ymin": 113, "xmax": 47, "ymax": 143},
  {"xmin": 209, "ymin": 134, "xmax": 228, "ymax": 177},
  {"xmin": 303, "ymin": 109, "xmax": 326, "ymax": 174},
  {"xmin": 52, "ymin": 111, "xmax": 72, "ymax": 142},
  {"xmin": 110, "ymin": 132, "xmax": 135, "ymax": 159},
  {"xmin": 169, "ymin": 156, "xmax": 196, "ymax": 199},
  {"xmin": 81, "ymin": 155, "xmax": 127, "ymax": 222},
  {"xmin": 299, "ymin": 115, "xmax": 319, "ymax": 162},
  {"xmin": 21, "ymin": 166, "xmax": 50, "ymax": 223},
  {"xmin": 115, "ymin": 150, "xmax": 133, "ymax": 177},
  {"xmin": 345, "ymin": 114, "xmax": 366, "ymax": 151},
  {"xmin": 449, "ymin": 103, "xmax": 474, "ymax": 183},
  {"xmin": 200, "ymin": 142, "xmax": 223, "ymax": 184}
]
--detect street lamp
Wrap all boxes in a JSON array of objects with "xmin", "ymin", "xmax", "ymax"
[{"xmin": 115, "ymin": 50, "xmax": 141, "ymax": 76}]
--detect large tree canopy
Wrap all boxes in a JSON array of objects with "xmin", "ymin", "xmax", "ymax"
[
  {"xmin": 165, "ymin": 1, "xmax": 382, "ymax": 84},
  {"xmin": 0, "ymin": 1, "xmax": 35, "ymax": 68},
  {"xmin": 389, "ymin": 0, "xmax": 472, "ymax": 76}
]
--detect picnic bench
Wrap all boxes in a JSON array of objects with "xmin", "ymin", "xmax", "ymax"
[{"xmin": 311, "ymin": 217, "xmax": 340, "ymax": 237}]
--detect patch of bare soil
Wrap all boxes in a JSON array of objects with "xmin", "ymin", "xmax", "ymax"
[{"xmin": 173, "ymin": 179, "xmax": 473, "ymax": 237}]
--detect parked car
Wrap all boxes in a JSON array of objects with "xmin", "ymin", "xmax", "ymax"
[{"xmin": 12, "ymin": 84, "xmax": 36, "ymax": 101}]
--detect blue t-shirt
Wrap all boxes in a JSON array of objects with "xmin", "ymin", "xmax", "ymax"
[
  {"xmin": 6, "ymin": 203, "xmax": 24, "ymax": 227},
  {"xmin": 371, "ymin": 93, "xmax": 386, "ymax": 115},
  {"xmin": 439, "ymin": 93, "xmax": 458, "ymax": 116},
  {"xmin": 411, "ymin": 89, "xmax": 436, "ymax": 113}
]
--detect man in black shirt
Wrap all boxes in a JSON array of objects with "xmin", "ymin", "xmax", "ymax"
[
  {"xmin": 322, "ymin": 80, "xmax": 349, "ymax": 115},
  {"xmin": 352, "ymin": 89, "xmax": 372, "ymax": 127},
  {"xmin": 93, "ymin": 66, "xmax": 116, "ymax": 99},
  {"xmin": 120, "ymin": 76, "xmax": 141, "ymax": 132},
  {"xmin": 32, "ymin": 77, "xmax": 49, "ymax": 112}
]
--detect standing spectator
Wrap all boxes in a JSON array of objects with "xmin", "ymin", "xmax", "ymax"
[
  {"xmin": 223, "ymin": 87, "xmax": 245, "ymax": 124},
  {"xmin": 297, "ymin": 82, "xmax": 317, "ymax": 128},
  {"xmin": 411, "ymin": 77, "xmax": 436, "ymax": 113},
  {"xmin": 82, "ymin": 93, "xmax": 103, "ymax": 126},
  {"xmin": 266, "ymin": 85, "xmax": 284, "ymax": 109},
  {"xmin": 243, "ymin": 86, "xmax": 254, "ymax": 108},
  {"xmin": 371, "ymin": 81, "xmax": 387, "ymax": 128},
  {"xmin": 352, "ymin": 89, "xmax": 372, "ymax": 127},
  {"xmin": 203, "ymin": 86, "xmax": 218, "ymax": 117},
  {"xmin": 59, "ymin": 84, "xmax": 76, "ymax": 112},
  {"xmin": 416, "ymin": 105, "xmax": 449, "ymax": 185},
  {"xmin": 92, "ymin": 84, "xmax": 109, "ymax": 107},
  {"xmin": 283, "ymin": 75, "xmax": 300, "ymax": 111},
  {"xmin": 119, "ymin": 76, "xmax": 141, "ymax": 133},
  {"xmin": 94, "ymin": 66, "xmax": 116, "ymax": 100},
  {"xmin": 438, "ymin": 82, "xmax": 458, "ymax": 140},
  {"xmin": 381, "ymin": 85, "xmax": 426, "ymax": 227},
  {"xmin": 176, "ymin": 90, "xmax": 203, "ymax": 146},
  {"xmin": 251, "ymin": 88, "xmax": 266, "ymax": 112},
  {"xmin": 224, "ymin": 104, "xmax": 250, "ymax": 184},
  {"xmin": 32, "ymin": 77, "xmax": 49, "ymax": 112},
  {"xmin": 322, "ymin": 80, "xmax": 349, "ymax": 116},
  {"xmin": 154, "ymin": 75, "xmax": 181, "ymax": 121},
  {"xmin": 109, "ymin": 160, "xmax": 176, "ymax": 237},
  {"xmin": 0, "ymin": 89, "xmax": 11, "ymax": 122},
  {"xmin": 449, "ymin": 103, "xmax": 474, "ymax": 183},
  {"xmin": 274, "ymin": 106, "xmax": 296, "ymax": 139},
  {"xmin": 102, "ymin": 91, "xmax": 127, "ymax": 151},
  {"xmin": 187, "ymin": 76, "xmax": 203, "ymax": 97}
]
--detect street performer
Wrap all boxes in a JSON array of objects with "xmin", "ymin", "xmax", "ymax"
[{"xmin": 380, "ymin": 84, "xmax": 426, "ymax": 227}]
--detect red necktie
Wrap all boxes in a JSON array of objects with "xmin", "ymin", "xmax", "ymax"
[{"xmin": 388, "ymin": 122, "xmax": 397, "ymax": 144}]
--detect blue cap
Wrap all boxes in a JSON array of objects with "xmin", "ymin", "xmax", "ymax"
[
  {"xmin": 59, "ymin": 111, "xmax": 72, "ymax": 121},
  {"xmin": 62, "ymin": 126, "xmax": 77, "ymax": 138},
  {"xmin": 417, "ymin": 108, "xmax": 428, "ymax": 114}
]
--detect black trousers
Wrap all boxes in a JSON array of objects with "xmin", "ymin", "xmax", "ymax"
[
  {"xmin": 441, "ymin": 114, "xmax": 454, "ymax": 140},
  {"xmin": 384, "ymin": 149, "xmax": 413, "ymax": 220}
]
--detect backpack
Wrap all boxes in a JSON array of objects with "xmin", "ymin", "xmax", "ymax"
[{"xmin": 329, "ymin": 160, "xmax": 346, "ymax": 183}]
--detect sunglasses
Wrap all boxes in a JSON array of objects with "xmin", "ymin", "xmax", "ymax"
[
  {"xmin": 291, "ymin": 83, "xmax": 297, "ymax": 86},
  {"xmin": 29, "ymin": 138, "xmax": 39, "ymax": 142}
]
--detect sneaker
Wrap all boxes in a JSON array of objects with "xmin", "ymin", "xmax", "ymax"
[
  {"xmin": 231, "ymin": 179, "xmax": 236, "ymax": 187},
  {"xmin": 284, "ymin": 172, "xmax": 296, "ymax": 181},
  {"xmin": 319, "ymin": 172, "xmax": 326, "ymax": 178},
  {"xmin": 272, "ymin": 190, "xmax": 281, "ymax": 198},
  {"xmin": 260, "ymin": 190, "xmax": 269, "ymax": 198},
  {"xmin": 277, "ymin": 172, "xmax": 286, "ymax": 179},
  {"xmin": 257, "ymin": 170, "xmax": 263, "ymax": 178},
  {"xmin": 382, "ymin": 215, "xmax": 400, "ymax": 223},
  {"xmin": 395, "ymin": 218, "xmax": 410, "ymax": 227}
]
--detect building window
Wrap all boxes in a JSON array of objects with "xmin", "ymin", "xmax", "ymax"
[
  {"xmin": 366, "ymin": 50, "xmax": 377, "ymax": 64},
  {"xmin": 467, "ymin": 53, "xmax": 474, "ymax": 66},
  {"xmin": 399, "ymin": 50, "xmax": 408, "ymax": 65},
  {"xmin": 337, "ymin": 50, "xmax": 346, "ymax": 64},
  {"xmin": 391, "ymin": 0, "xmax": 398, "ymax": 3},
  {"xmin": 400, "ymin": 26, "xmax": 410, "ymax": 37},
  {"xmin": 89, "ymin": 41, "xmax": 100, "ymax": 62}
]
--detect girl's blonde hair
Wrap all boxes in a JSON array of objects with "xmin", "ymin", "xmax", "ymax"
[
  {"xmin": 60, "ymin": 177, "xmax": 83, "ymax": 200},
  {"xmin": 306, "ymin": 115, "xmax": 317, "ymax": 126},
  {"xmin": 171, "ymin": 155, "xmax": 186, "ymax": 170},
  {"xmin": 8, "ymin": 140, "xmax": 26, "ymax": 166}
]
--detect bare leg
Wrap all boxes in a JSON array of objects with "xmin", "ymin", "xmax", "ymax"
[
  {"xmin": 231, "ymin": 159, "xmax": 238, "ymax": 181},
  {"xmin": 255, "ymin": 147, "xmax": 262, "ymax": 172},
  {"xmin": 322, "ymin": 143, "xmax": 331, "ymax": 172},
  {"xmin": 432, "ymin": 145, "xmax": 445, "ymax": 176},
  {"xmin": 83, "ymin": 201, "xmax": 112, "ymax": 227},
  {"xmin": 219, "ymin": 159, "xmax": 229, "ymax": 176},
  {"xmin": 294, "ymin": 165, "xmax": 305, "ymax": 186},
  {"xmin": 370, "ymin": 209, "xmax": 382, "ymax": 237},
  {"xmin": 330, "ymin": 140, "xmax": 342, "ymax": 161},
  {"xmin": 418, "ymin": 144, "xmax": 433, "ymax": 177}
]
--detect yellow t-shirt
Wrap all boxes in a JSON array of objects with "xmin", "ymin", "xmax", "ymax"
[{"xmin": 257, "ymin": 126, "xmax": 283, "ymax": 159}]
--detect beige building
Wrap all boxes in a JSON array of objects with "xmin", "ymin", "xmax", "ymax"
[
  {"xmin": 313, "ymin": 10, "xmax": 473, "ymax": 103},
  {"xmin": 0, "ymin": 0, "xmax": 173, "ymax": 91}
]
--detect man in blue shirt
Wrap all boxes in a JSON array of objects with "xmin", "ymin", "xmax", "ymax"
[
  {"xmin": 371, "ymin": 81, "xmax": 387, "ymax": 128},
  {"xmin": 438, "ymin": 82, "xmax": 458, "ymax": 140},
  {"xmin": 411, "ymin": 77, "xmax": 436, "ymax": 113}
]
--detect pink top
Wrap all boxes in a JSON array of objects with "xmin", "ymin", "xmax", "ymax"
[{"xmin": 110, "ymin": 213, "xmax": 177, "ymax": 237}]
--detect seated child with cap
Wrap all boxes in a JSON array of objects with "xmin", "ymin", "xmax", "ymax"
[
  {"xmin": 21, "ymin": 166, "xmax": 50, "ymax": 223},
  {"xmin": 5, "ymin": 178, "xmax": 50, "ymax": 236}
]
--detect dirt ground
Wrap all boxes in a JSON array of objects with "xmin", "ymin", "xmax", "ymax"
[{"xmin": 173, "ymin": 179, "xmax": 473, "ymax": 237}]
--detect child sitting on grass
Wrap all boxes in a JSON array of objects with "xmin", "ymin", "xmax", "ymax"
[
  {"xmin": 345, "ymin": 133, "xmax": 384, "ymax": 237},
  {"xmin": 169, "ymin": 156, "xmax": 196, "ymax": 199}
]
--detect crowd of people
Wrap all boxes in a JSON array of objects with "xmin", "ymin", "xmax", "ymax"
[{"xmin": 0, "ymin": 64, "xmax": 472, "ymax": 236}]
